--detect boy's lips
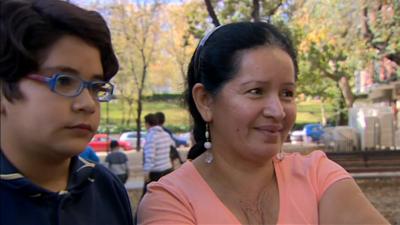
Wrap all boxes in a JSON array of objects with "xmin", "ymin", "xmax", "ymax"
[{"xmin": 66, "ymin": 124, "xmax": 94, "ymax": 132}]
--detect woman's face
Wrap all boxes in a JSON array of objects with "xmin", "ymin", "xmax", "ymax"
[{"xmin": 208, "ymin": 46, "xmax": 296, "ymax": 163}]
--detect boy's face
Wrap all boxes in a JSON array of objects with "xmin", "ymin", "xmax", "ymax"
[{"xmin": 1, "ymin": 35, "xmax": 103, "ymax": 158}]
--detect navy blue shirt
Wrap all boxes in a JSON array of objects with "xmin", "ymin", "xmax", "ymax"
[{"xmin": 0, "ymin": 151, "xmax": 134, "ymax": 225}]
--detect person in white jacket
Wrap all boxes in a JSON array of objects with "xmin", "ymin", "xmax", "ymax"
[{"xmin": 142, "ymin": 113, "xmax": 175, "ymax": 195}]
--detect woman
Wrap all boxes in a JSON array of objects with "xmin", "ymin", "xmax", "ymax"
[{"xmin": 137, "ymin": 22, "xmax": 388, "ymax": 224}]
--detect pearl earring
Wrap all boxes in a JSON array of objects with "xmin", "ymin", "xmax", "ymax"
[
  {"xmin": 276, "ymin": 148, "xmax": 285, "ymax": 161},
  {"xmin": 204, "ymin": 123, "xmax": 213, "ymax": 164},
  {"xmin": 204, "ymin": 123, "xmax": 212, "ymax": 150}
]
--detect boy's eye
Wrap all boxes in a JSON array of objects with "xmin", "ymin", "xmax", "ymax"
[
  {"xmin": 57, "ymin": 76, "xmax": 75, "ymax": 86},
  {"xmin": 91, "ymin": 82, "xmax": 105, "ymax": 92}
]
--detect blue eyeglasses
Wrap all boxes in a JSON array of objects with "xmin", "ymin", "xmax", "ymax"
[{"xmin": 27, "ymin": 73, "xmax": 114, "ymax": 102}]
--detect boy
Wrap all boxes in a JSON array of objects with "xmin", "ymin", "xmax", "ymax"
[
  {"xmin": 0, "ymin": 1, "xmax": 133, "ymax": 224},
  {"xmin": 105, "ymin": 140, "xmax": 129, "ymax": 184}
]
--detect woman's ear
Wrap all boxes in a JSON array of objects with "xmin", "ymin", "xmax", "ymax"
[{"xmin": 192, "ymin": 83, "xmax": 213, "ymax": 122}]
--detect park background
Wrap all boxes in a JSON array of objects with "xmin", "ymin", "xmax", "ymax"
[
  {"xmin": 68, "ymin": 0, "xmax": 399, "ymax": 143},
  {"xmin": 71, "ymin": 0, "xmax": 400, "ymax": 223}
]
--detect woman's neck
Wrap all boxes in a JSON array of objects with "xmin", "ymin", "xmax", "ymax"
[
  {"xmin": 193, "ymin": 151, "xmax": 279, "ymax": 224},
  {"xmin": 194, "ymin": 150, "xmax": 276, "ymax": 199}
]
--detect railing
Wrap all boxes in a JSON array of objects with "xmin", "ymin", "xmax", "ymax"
[{"xmin": 326, "ymin": 150, "xmax": 400, "ymax": 173}]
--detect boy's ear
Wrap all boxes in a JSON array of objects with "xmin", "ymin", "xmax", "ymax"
[
  {"xmin": 192, "ymin": 83, "xmax": 213, "ymax": 122},
  {"xmin": 0, "ymin": 95, "xmax": 7, "ymax": 116}
]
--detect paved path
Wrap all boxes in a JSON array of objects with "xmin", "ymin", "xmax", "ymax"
[
  {"xmin": 125, "ymin": 178, "xmax": 144, "ymax": 190},
  {"xmin": 97, "ymin": 148, "xmax": 189, "ymax": 190}
]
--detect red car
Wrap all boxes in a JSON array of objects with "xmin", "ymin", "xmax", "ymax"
[{"xmin": 89, "ymin": 134, "xmax": 133, "ymax": 152}]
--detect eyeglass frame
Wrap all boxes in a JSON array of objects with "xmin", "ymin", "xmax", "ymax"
[{"xmin": 26, "ymin": 73, "xmax": 114, "ymax": 102}]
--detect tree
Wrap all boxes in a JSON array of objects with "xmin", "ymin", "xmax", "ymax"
[
  {"xmin": 292, "ymin": 0, "xmax": 399, "ymax": 125},
  {"xmin": 290, "ymin": 0, "xmax": 363, "ymax": 124},
  {"xmin": 157, "ymin": 3, "xmax": 197, "ymax": 91},
  {"xmin": 361, "ymin": 0, "xmax": 400, "ymax": 65},
  {"xmin": 108, "ymin": 0, "xmax": 162, "ymax": 149}
]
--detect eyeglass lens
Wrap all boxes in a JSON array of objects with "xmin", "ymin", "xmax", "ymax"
[{"xmin": 54, "ymin": 74, "xmax": 111, "ymax": 101}]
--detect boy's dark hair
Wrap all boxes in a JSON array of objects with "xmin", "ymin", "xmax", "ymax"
[
  {"xmin": 155, "ymin": 112, "xmax": 165, "ymax": 125},
  {"xmin": 144, "ymin": 113, "xmax": 157, "ymax": 127},
  {"xmin": 110, "ymin": 140, "xmax": 119, "ymax": 149},
  {"xmin": 0, "ymin": 0, "xmax": 118, "ymax": 101},
  {"xmin": 185, "ymin": 22, "xmax": 298, "ymax": 160}
]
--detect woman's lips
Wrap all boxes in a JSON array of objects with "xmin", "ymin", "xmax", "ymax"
[
  {"xmin": 255, "ymin": 125, "xmax": 283, "ymax": 143},
  {"xmin": 258, "ymin": 130, "xmax": 280, "ymax": 143}
]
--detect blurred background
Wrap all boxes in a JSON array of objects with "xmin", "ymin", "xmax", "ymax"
[{"xmin": 69, "ymin": 1, "xmax": 399, "ymax": 223}]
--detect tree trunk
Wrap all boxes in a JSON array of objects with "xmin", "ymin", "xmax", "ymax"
[
  {"xmin": 126, "ymin": 99, "xmax": 134, "ymax": 127},
  {"xmin": 135, "ymin": 55, "xmax": 148, "ymax": 151},
  {"xmin": 338, "ymin": 76, "xmax": 354, "ymax": 108},
  {"xmin": 251, "ymin": 0, "xmax": 260, "ymax": 22},
  {"xmin": 336, "ymin": 92, "xmax": 348, "ymax": 126},
  {"xmin": 320, "ymin": 99, "xmax": 327, "ymax": 126},
  {"xmin": 120, "ymin": 98, "xmax": 126, "ymax": 126},
  {"xmin": 136, "ymin": 96, "xmax": 143, "ymax": 151},
  {"xmin": 204, "ymin": 0, "xmax": 220, "ymax": 27}
]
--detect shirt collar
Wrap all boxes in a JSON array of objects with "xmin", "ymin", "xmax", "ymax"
[
  {"xmin": 148, "ymin": 125, "xmax": 163, "ymax": 132},
  {"xmin": 0, "ymin": 150, "xmax": 96, "ymax": 197}
]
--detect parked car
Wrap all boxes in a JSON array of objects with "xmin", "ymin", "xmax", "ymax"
[
  {"xmin": 119, "ymin": 131, "xmax": 146, "ymax": 149},
  {"xmin": 172, "ymin": 132, "xmax": 191, "ymax": 147},
  {"xmin": 303, "ymin": 123, "xmax": 324, "ymax": 142},
  {"xmin": 290, "ymin": 130, "xmax": 304, "ymax": 143},
  {"xmin": 89, "ymin": 134, "xmax": 133, "ymax": 152}
]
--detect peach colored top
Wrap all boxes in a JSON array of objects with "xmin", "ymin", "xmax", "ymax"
[{"xmin": 137, "ymin": 150, "xmax": 352, "ymax": 224}]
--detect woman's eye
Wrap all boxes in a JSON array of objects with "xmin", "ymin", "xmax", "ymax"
[
  {"xmin": 282, "ymin": 89, "xmax": 295, "ymax": 98},
  {"xmin": 248, "ymin": 88, "xmax": 263, "ymax": 96}
]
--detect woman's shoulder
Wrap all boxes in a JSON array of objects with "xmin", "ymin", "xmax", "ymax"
[
  {"xmin": 277, "ymin": 150, "xmax": 351, "ymax": 199},
  {"xmin": 284, "ymin": 149, "xmax": 327, "ymax": 159},
  {"xmin": 280, "ymin": 150, "xmax": 328, "ymax": 168},
  {"xmin": 277, "ymin": 150, "xmax": 350, "ymax": 182},
  {"xmin": 150, "ymin": 161, "xmax": 202, "ymax": 192},
  {"xmin": 137, "ymin": 162, "xmax": 202, "ymax": 222}
]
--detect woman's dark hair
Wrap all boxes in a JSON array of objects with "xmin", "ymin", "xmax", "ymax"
[
  {"xmin": 185, "ymin": 21, "xmax": 298, "ymax": 160},
  {"xmin": 0, "ymin": 0, "xmax": 118, "ymax": 101}
]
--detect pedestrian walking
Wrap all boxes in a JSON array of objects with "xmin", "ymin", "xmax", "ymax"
[
  {"xmin": 105, "ymin": 140, "xmax": 130, "ymax": 184},
  {"xmin": 155, "ymin": 111, "xmax": 184, "ymax": 165},
  {"xmin": 142, "ymin": 113, "xmax": 175, "ymax": 195}
]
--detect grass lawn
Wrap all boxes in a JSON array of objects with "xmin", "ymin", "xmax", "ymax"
[{"xmin": 100, "ymin": 99, "xmax": 335, "ymax": 133}]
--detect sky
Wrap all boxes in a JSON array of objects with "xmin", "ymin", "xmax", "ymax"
[{"xmin": 72, "ymin": 0, "xmax": 182, "ymax": 6}]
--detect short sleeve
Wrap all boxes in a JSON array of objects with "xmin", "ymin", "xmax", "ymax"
[
  {"xmin": 311, "ymin": 151, "xmax": 352, "ymax": 201},
  {"xmin": 137, "ymin": 182, "xmax": 196, "ymax": 225}
]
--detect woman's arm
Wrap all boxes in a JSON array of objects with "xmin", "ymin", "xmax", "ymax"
[{"xmin": 319, "ymin": 178, "xmax": 389, "ymax": 224}]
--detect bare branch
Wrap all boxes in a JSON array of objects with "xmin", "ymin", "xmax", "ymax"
[
  {"xmin": 204, "ymin": 0, "xmax": 220, "ymax": 26},
  {"xmin": 266, "ymin": 0, "xmax": 283, "ymax": 17}
]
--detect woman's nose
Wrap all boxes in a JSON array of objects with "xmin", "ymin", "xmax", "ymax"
[{"xmin": 262, "ymin": 95, "xmax": 286, "ymax": 120}]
